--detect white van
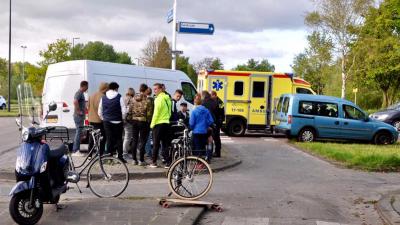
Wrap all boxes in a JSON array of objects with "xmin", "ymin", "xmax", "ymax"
[{"xmin": 41, "ymin": 60, "xmax": 197, "ymax": 128}]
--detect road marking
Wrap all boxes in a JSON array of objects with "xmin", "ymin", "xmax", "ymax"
[
  {"xmin": 221, "ymin": 216, "xmax": 269, "ymax": 225},
  {"xmin": 316, "ymin": 221, "xmax": 342, "ymax": 225},
  {"xmin": 263, "ymin": 138, "xmax": 278, "ymax": 142}
]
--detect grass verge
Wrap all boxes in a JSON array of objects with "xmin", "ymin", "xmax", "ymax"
[
  {"xmin": 293, "ymin": 141, "xmax": 400, "ymax": 172},
  {"xmin": 0, "ymin": 110, "xmax": 19, "ymax": 117}
]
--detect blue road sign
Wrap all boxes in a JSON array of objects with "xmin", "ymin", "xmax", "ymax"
[
  {"xmin": 178, "ymin": 22, "xmax": 215, "ymax": 35},
  {"xmin": 167, "ymin": 9, "xmax": 173, "ymax": 23}
]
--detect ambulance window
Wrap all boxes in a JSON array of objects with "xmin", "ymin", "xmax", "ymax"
[
  {"xmin": 181, "ymin": 82, "xmax": 197, "ymax": 104},
  {"xmin": 252, "ymin": 81, "xmax": 265, "ymax": 98},
  {"xmin": 234, "ymin": 81, "xmax": 244, "ymax": 96},
  {"xmin": 296, "ymin": 88, "xmax": 313, "ymax": 94}
]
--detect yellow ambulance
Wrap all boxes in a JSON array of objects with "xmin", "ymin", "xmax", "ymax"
[{"xmin": 197, "ymin": 70, "xmax": 315, "ymax": 136}]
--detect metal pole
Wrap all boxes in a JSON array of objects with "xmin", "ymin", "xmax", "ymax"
[
  {"xmin": 8, "ymin": 0, "xmax": 12, "ymax": 112},
  {"xmin": 171, "ymin": 0, "xmax": 177, "ymax": 70},
  {"xmin": 21, "ymin": 45, "xmax": 26, "ymax": 83},
  {"xmin": 72, "ymin": 37, "xmax": 80, "ymax": 54}
]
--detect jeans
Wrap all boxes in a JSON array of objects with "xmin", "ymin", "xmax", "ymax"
[
  {"xmin": 103, "ymin": 121, "xmax": 124, "ymax": 158},
  {"xmin": 73, "ymin": 115, "xmax": 85, "ymax": 152},
  {"xmin": 88, "ymin": 122, "xmax": 106, "ymax": 156},
  {"xmin": 131, "ymin": 120, "xmax": 150, "ymax": 162},
  {"xmin": 123, "ymin": 122, "xmax": 133, "ymax": 156},
  {"xmin": 152, "ymin": 123, "xmax": 170, "ymax": 164},
  {"xmin": 145, "ymin": 131, "xmax": 152, "ymax": 157}
]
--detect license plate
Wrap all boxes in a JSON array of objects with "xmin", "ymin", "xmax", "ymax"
[{"xmin": 46, "ymin": 117, "xmax": 58, "ymax": 123}]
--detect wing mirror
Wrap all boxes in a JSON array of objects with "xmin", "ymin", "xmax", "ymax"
[{"xmin": 48, "ymin": 102, "xmax": 57, "ymax": 112}]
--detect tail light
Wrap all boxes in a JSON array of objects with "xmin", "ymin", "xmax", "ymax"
[
  {"xmin": 62, "ymin": 102, "xmax": 68, "ymax": 107},
  {"xmin": 62, "ymin": 102, "xmax": 70, "ymax": 113},
  {"xmin": 288, "ymin": 115, "xmax": 292, "ymax": 124}
]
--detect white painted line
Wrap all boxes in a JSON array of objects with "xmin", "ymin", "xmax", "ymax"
[
  {"xmin": 222, "ymin": 217, "xmax": 269, "ymax": 225},
  {"xmin": 220, "ymin": 137, "xmax": 232, "ymax": 140},
  {"xmin": 221, "ymin": 140, "xmax": 234, "ymax": 143},
  {"xmin": 263, "ymin": 138, "xmax": 278, "ymax": 142},
  {"xmin": 316, "ymin": 221, "xmax": 341, "ymax": 225}
]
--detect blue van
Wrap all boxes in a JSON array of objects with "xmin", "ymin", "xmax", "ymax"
[{"xmin": 274, "ymin": 94, "xmax": 399, "ymax": 144}]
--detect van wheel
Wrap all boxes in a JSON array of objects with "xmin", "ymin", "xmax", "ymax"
[
  {"xmin": 374, "ymin": 131, "xmax": 393, "ymax": 145},
  {"xmin": 298, "ymin": 128, "xmax": 315, "ymax": 142},
  {"xmin": 227, "ymin": 119, "xmax": 246, "ymax": 137}
]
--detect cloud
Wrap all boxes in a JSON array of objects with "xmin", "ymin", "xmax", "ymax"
[{"xmin": 0, "ymin": 0, "xmax": 312, "ymax": 72}]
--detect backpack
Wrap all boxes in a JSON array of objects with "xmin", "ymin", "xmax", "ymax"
[{"xmin": 127, "ymin": 93, "xmax": 148, "ymax": 120}]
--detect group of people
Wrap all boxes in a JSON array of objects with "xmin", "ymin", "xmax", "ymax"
[{"xmin": 73, "ymin": 80, "xmax": 224, "ymax": 169}]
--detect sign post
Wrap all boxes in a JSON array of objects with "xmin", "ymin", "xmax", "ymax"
[
  {"xmin": 353, "ymin": 88, "xmax": 358, "ymax": 105},
  {"xmin": 171, "ymin": 0, "xmax": 177, "ymax": 70}
]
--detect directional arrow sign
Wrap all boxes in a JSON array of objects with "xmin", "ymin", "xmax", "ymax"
[{"xmin": 178, "ymin": 22, "xmax": 215, "ymax": 35}]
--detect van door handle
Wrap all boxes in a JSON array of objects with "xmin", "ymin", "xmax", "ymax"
[{"xmin": 334, "ymin": 121, "xmax": 339, "ymax": 125}]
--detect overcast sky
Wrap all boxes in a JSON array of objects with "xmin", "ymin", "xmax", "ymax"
[{"xmin": 0, "ymin": 0, "xmax": 313, "ymax": 72}]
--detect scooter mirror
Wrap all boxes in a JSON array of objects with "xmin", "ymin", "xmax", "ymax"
[
  {"xmin": 48, "ymin": 102, "xmax": 57, "ymax": 112},
  {"xmin": 15, "ymin": 118, "xmax": 21, "ymax": 128}
]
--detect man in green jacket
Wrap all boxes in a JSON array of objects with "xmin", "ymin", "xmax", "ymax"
[{"xmin": 149, "ymin": 83, "xmax": 172, "ymax": 168}]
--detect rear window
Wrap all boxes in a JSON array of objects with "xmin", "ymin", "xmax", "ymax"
[
  {"xmin": 296, "ymin": 88, "xmax": 313, "ymax": 94},
  {"xmin": 299, "ymin": 101, "xmax": 338, "ymax": 117},
  {"xmin": 234, "ymin": 81, "xmax": 244, "ymax": 96},
  {"xmin": 277, "ymin": 97, "xmax": 283, "ymax": 112},
  {"xmin": 282, "ymin": 97, "xmax": 290, "ymax": 113}
]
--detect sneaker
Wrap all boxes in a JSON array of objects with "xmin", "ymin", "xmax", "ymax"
[
  {"xmin": 163, "ymin": 163, "xmax": 170, "ymax": 169},
  {"xmin": 148, "ymin": 163, "xmax": 158, "ymax": 168},
  {"xmin": 72, "ymin": 151, "xmax": 86, "ymax": 157},
  {"xmin": 138, "ymin": 161, "xmax": 147, "ymax": 166},
  {"xmin": 132, "ymin": 160, "xmax": 138, "ymax": 165}
]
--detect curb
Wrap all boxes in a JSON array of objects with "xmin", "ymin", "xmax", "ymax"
[
  {"xmin": 179, "ymin": 206, "xmax": 207, "ymax": 225},
  {"xmin": 376, "ymin": 194, "xmax": 400, "ymax": 225},
  {"xmin": 0, "ymin": 155, "xmax": 242, "ymax": 181}
]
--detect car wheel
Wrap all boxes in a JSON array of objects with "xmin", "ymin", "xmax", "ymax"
[
  {"xmin": 393, "ymin": 120, "xmax": 400, "ymax": 131},
  {"xmin": 227, "ymin": 119, "xmax": 246, "ymax": 137},
  {"xmin": 374, "ymin": 131, "xmax": 393, "ymax": 145},
  {"xmin": 0, "ymin": 104, "xmax": 5, "ymax": 110},
  {"xmin": 298, "ymin": 128, "xmax": 316, "ymax": 142}
]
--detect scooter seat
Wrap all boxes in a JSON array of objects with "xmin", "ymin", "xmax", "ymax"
[{"xmin": 49, "ymin": 145, "xmax": 67, "ymax": 159}]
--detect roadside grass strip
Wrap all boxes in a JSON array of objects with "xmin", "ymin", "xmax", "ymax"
[{"xmin": 293, "ymin": 141, "xmax": 400, "ymax": 172}]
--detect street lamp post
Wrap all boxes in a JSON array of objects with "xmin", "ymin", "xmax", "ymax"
[
  {"xmin": 8, "ymin": 0, "xmax": 12, "ymax": 112},
  {"xmin": 72, "ymin": 37, "xmax": 80, "ymax": 53},
  {"xmin": 21, "ymin": 45, "xmax": 27, "ymax": 83}
]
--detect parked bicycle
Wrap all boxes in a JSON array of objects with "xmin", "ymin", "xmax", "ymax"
[
  {"xmin": 167, "ymin": 120, "xmax": 213, "ymax": 200},
  {"xmin": 64, "ymin": 125, "xmax": 130, "ymax": 198}
]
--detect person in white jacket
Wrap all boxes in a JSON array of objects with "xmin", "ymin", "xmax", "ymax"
[{"xmin": 98, "ymin": 82, "xmax": 127, "ymax": 163}]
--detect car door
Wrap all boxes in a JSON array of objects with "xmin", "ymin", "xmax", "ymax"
[{"xmin": 340, "ymin": 104, "xmax": 374, "ymax": 140}]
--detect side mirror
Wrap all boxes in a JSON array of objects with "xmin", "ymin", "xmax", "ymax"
[
  {"xmin": 364, "ymin": 117, "xmax": 369, "ymax": 122},
  {"xmin": 48, "ymin": 102, "xmax": 57, "ymax": 112}
]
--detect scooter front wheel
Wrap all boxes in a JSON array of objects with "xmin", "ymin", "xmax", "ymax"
[{"xmin": 9, "ymin": 191, "xmax": 43, "ymax": 225}]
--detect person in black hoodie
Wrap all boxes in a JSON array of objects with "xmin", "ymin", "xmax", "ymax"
[
  {"xmin": 201, "ymin": 91, "xmax": 218, "ymax": 161},
  {"xmin": 211, "ymin": 91, "xmax": 224, "ymax": 157}
]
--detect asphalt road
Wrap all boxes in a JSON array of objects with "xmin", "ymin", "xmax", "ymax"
[{"xmin": 198, "ymin": 136, "xmax": 400, "ymax": 225}]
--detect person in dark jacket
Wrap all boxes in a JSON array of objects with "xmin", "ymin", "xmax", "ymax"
[
  {"xmin": 201, "ymin": 91, "xmax": 218, "ymax": 160},
  {"xmin": 178, "ymin": 102, "xmax": 189, "ymax": 126},
  {"xmin": 211, "ymin": 91, "xmax": 224, "ymax": 157},
  {"xmin": 98, "ymin": 82, "xmax": 127, "ymax": 163}
]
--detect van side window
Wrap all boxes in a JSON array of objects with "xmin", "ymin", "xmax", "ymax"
[
  {"xmin": 343, "ymin": 105, "xmax": 365, "ymax": 120},
  {"xmin": 316, "ymin": 103, "xmax": 338, "ymax": 117},
  {"xmin": 299, "ymin": 101, "xmax": 314, "ymax": 115},
  {"xmin": 277, "ymin": 97, "xmax": 283, "ymax": 112},
  {"xmin": 282, "ymin": 97, "xmax": 290, "ymax": 113},
  {"xmin": 252, "ymin": 81, "xmax": 265, "ymax": 98},
  {"xmin": 234, "ymin": 81, "xmax": 244, "ymax": 96},
  {"xmin": 181, "ymin": 82, "xmax": 197, "ymax": 104},
  {"xmin": 296, "ymin": 88, "xmax": 313, "ymax": 94}
]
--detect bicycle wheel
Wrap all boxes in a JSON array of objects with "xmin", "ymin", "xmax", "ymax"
[
  {"xmin": 87, "ymin": 156, "xmax": 129, "ymax": 198},
  {"xmin": 167, "ymin": 156, "xmax": 213, "ymax": 200}
]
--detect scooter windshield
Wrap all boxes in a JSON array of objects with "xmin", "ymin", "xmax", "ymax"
[
  {"xmin": 16, "ymin": 142, "xmax": 49, "ymax": 175},
  {"xmin": 17, "ymin": 83, "xmax": 41, "ymax": 127}
]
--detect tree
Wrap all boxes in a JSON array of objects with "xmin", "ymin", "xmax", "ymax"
[
  {"xmin": 351, "ymin": 0, "xmax": 400, "ymax": 107},
  {"xmin": 305, "ymin": 0, "xmax": 373, "ymax": 98},
  {"xmin": 25, "ymin": 64, "xmax": 47, "ymax": 96},
  {"xmin": 176, "ymin": 56, "xmax": 197, "ymax": 83},
  {"xmin": 292, "ymin": 31, "xmax": 334, "ymax": 94},
  {"xmin": 70, "ymin": 41, "xmax": 132, "ymax": 64},
  {"xmin": 193, "ymin": 57, "xmax": 224, "ymax": 72},
  {"xmin": 153, "ymin": 37, "xmax": 171, "ymax": 69},
  {"xmin": 141, "ymin": 37, "xmax": 162, "ymax": 67},
  {"xmin": 233, "ymin": 58, "xmax": 275, "ymax": 72},
  {"xmin": 39, "ymin": 39, "xmax": 71, "ymax": 67}
]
